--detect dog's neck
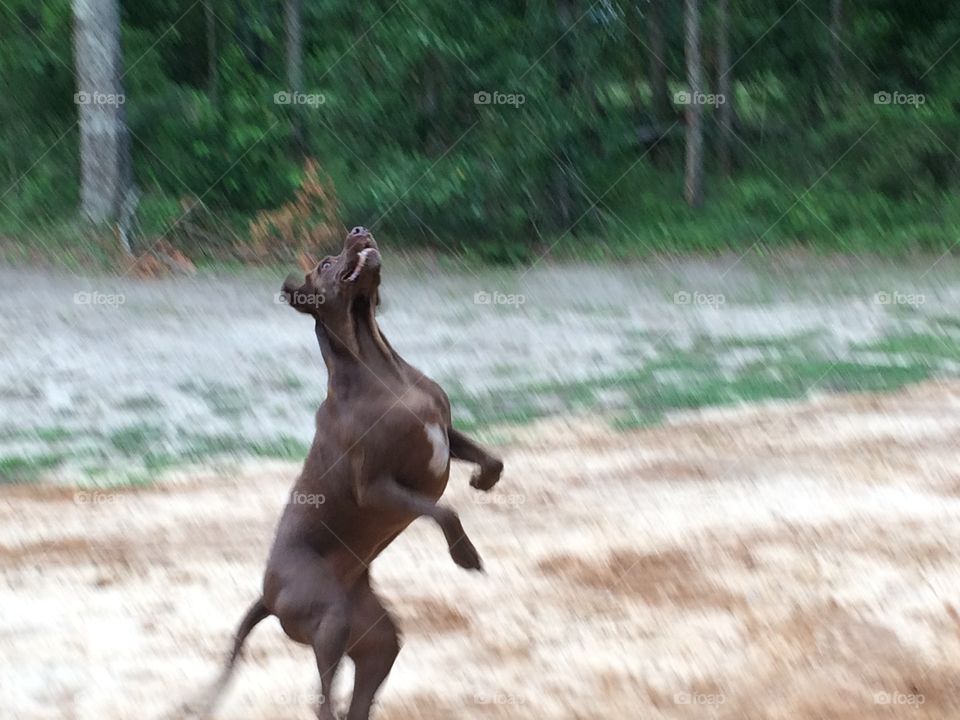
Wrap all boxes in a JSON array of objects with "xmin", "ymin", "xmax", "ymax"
[{"xmin": 314, "ymin": 295, "xmax": 405, "ymax": 396}]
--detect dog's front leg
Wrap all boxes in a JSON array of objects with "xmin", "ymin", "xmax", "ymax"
[
  {"xmin": 448, "ymin": 427, "xmax": 503, "ymax": 491},
  {"xmin": 355, "ymin": 476, "xmax": 484, "ymax": 572}
]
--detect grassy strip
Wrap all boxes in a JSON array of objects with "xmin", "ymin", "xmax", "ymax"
[{"xmin": 0, "ymin": 331, "xmax": 955, "ymax": 483}]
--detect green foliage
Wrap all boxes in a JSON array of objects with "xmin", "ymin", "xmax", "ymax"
[{"xmin": 3, "ymin": 0, "xmax": 960, "ymax": 262}]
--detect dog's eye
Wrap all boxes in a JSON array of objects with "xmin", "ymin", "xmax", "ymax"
[{"xmin": 321, "ymin": 261, "xmax": 332, "ymax": 271}]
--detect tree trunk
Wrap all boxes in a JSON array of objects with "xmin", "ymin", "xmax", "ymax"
[
  {"xmin": 647, "ymin": 0, "xmax": 671, "ymax": 167},
  {"xmin": 552, "ymin": 0, "xmax": 575, "ymax": 229},
  {"xmin": 647, "ymin": 0, "xmax": 671, "ymax": 124},
  {"xmin": 205, "ymin": 0, "xmax": 218, "ymax": 105},
  {"xmin": 72, "ymin": 0, "xmax": 130, "ymax": 227},
  {"xmin": 717, "ymin": 0, "xmax": 733, "ymax": 176},
  {"xmin": 284, "ymin": 0, "xmax": 305, "ymax": 152},
  {"xmin": 829, "ymin": 0, "xmax": 844, "ymax": 97},
  {"xmin": 683, "ymin": 0, "xmax": 704, "ymax": 208}
]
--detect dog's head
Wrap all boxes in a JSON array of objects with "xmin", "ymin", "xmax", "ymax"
[{"xmin": 281, "ymin": 226, "xmax": 381, "ymax": 319}]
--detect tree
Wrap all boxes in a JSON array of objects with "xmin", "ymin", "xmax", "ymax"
[
  {"xmin": 647, "ymin": 0, "xmax": 671, "ymax": 124},
  {"xmin": 205, "ymin": 0, "xmax": 218, "ymax": 105},
  {"xmin": 551, "ymin": 0, "xmax": 576, "ymax": 229},
  {"xmin": 284, "ymin": 0, "xmax": 305, "ymax": 153},
  {"xmin": 643, "ymin": 0, "xmax": 672, "ymax": 167},
  {"xmin": 72, "ymin": 0, "xmax": 131, "ymax": 231},
  {"xmin": 717, "ymin": 0, "xmax": 733, "ymax": 175},
  {"xmin": 684, "ymin": 0, "xmax": 704, "ymax": 207},
  {"xmin": 829, "ymin": 0, "xmax": 844, "ymax": 92}
]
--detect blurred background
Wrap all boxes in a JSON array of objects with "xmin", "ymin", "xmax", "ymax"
[
  {"xmin": 3, "ymin": 2, "xmax": 960, "ymax": 719},
  {"xmin": 1, "ymin": 0, "xmax": 959, "ymax": 482},
  {"xmin": 4, "ymin": 0, "xmax": 960, "ymax": 264}
]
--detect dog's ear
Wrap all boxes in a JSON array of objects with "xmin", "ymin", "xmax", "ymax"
[{"xmin": 297, "ymin": 251, "xmax": 317, "ymax": 272}]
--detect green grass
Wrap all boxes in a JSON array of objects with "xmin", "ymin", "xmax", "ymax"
[
  {"xmin": 710, "ymin": 331, "xmax": 824, "ymax": 353},
  {"xmin": 117, "ymin": 395, "xmax": 164, "ymax": 412},
  {"xmin": 448, "ymin": 339, "xmax": 942, "ymax": 433},
  {"xmin": 176, "ymin": 431, "xmax": 309, "ymax": 463},
  {"xmin": 2, "ymin": 325, "xmax": 955, "ymax": 483},
  {"xmin": 854, "ymin": 333, "xmax": 960, "ymax": 363},
  {"xmin": 0, "ymin": 454, "xmax": 65, "ymax": 483},
  {"xmin": 8, "ymin": 166, "xmax": 960, "ymax": 273},
  {"xmin": 0, "ymin": 426, "xmax": 77, "ymax": 443},
  {"xmin": 179, "ymin": 381, "xmax": 253, "ymax": 419},
  {"xmin": 109, "ymin": 424, "xmax": 163, "ymax": 456},
  {"xmin": 0, "ymin": 218, "xmax": 120, "ymax": 270},
  {"xmin": 34, "ymin": 426, "xmax": 74, "ymax": 442},
  {"xmin": 250, "ymin": 436, "xmax": 311, "ymax": 459},
  {"xmin": 269, "ymin": 374, "xmax": 306, "ymax": 391},
  {"xmin": 931, "ymin": 316, "xmax": 960, "ymax": 333}
]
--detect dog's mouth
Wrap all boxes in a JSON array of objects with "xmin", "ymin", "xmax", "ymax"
[{"xmin": 342, "ymin": 246, "xmax": 380, "ymax": 284}]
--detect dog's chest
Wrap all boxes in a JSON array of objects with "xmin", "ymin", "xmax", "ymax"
[{"xmin": 422, "ymin": 422, "xmax": 450, "ymax": 477}]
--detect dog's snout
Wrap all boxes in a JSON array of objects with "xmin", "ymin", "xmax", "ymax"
[{"xmin": 349, "ymin": 226, "xmax": 370, "ymax": 238}]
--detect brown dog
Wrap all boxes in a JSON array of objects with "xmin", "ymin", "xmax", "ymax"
[{"xmin": 204, "ymin": 226, "xmax": 503, "ymax": 719}]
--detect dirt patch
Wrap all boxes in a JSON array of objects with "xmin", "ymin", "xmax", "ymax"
[
  {"xmin": 5, "ymin": 381, "xmax": 960, "ymax": 718},
  {"xmin": 539, "ymin": 549, "xmax": 747, "ymax": 611},
  {"xmin": 402, "ymin": 597, "xmax": 473, "ymax": 635}
]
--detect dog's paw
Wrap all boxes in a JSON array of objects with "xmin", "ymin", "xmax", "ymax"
[
  {"xmin": 469, "ymin": 459, "xmax": 503, "ymax": 492},
  {"xmin": 449, "ymin": 536, "xmax": 484, "ymax": 572}
]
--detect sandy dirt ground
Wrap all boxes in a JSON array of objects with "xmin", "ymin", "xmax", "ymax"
[{"xmin": 4, "ymin": 380, "xmax": 960, "ymax": 719}]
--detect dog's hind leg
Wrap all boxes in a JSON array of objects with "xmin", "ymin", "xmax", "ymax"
[
  {"xmin": 344, "ymin": 571, "xmax": 401, "ymax": 720},
  {"xmin": 269, "ymin": 552, "xmax": 349, "ymax": 720},
  {"xmin": 311, "ymin": 601, "xmax": 349, "ymax": 720}
]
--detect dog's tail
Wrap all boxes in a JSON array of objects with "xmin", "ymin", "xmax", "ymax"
[
  {"xmin": 222, "ymin": 597, "xmax": 271, "ymax": 674},
  {"xmin": 185, "ymin": 597, "xmax": 271, "ymax": 716}
]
